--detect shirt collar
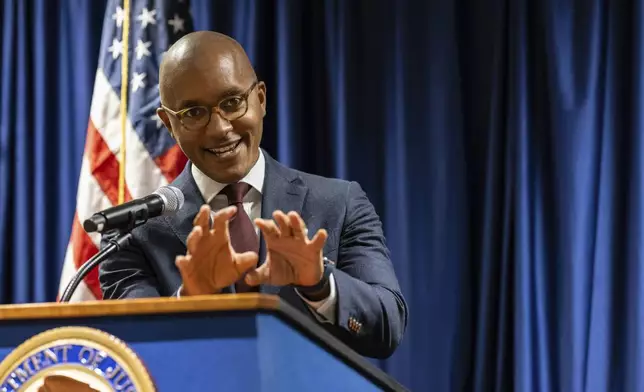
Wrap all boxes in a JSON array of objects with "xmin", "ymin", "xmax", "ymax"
[{"xmin": 191, "ymin": 149, "xmax": 265, "ymax": 204}]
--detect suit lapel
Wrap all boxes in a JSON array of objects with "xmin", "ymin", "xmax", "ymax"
[
  {"xmin": 164, "ymin": 162, "xmax": 205, "ymax": 248},
  {"xmin": 258, "ymin": 151, "xmax": 308, "ymax": 295}
]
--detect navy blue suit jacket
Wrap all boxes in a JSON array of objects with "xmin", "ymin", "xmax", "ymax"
[{"xmin": 99, "ymin": 150, "xmax": 408, "ymax": 358}]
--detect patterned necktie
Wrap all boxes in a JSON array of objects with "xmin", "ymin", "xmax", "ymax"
[{"xmin": 220, "ymin": 182, "xmax": 259, "ymax": 293}]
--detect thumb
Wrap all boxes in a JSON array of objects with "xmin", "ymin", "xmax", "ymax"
[
  {"xmin": 245, "ymin": 262, "xmax": 271, "ymax": 286},
  {"xmin": 235, "ymin": 251, "xmax": 258, "ymax": 275},
  {"xmin": 309, "ymin": 229, "xmax": 328, "ymax": 250},
  {"xmin": 175, "ymin": 255, "xmax": 192, "ymax": 275}
]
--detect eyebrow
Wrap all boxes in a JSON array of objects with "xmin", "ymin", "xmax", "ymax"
[
  {"xmin": 176, "ymin": 99, "xmax": 204, "ymax": 109},
  {"xmin": 176, "ymin": 85, "xmax": 248, "ymax": 109},
  {"xmin": 217, "ymin": 86, "xmax": 247, "ymax": 100}
]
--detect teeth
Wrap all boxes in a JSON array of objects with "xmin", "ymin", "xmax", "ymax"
[{"xmin": 208, "ymin": 140, "xmax": 240, "ymax": 155}]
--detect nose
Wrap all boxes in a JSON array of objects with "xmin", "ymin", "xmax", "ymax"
[{"xmin": 206, "ymin": 111, "xmax": 233, "ymax": 135}]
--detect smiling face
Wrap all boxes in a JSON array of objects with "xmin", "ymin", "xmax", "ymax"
[{"xmin": 157, "ymin": 32, "xmax": 267, "ymax": 184}]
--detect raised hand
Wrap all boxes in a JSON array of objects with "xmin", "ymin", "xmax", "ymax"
[
  {"xmin": 245, "ymin": 210, "xmax": 328, "ymax": 287},
  {"xmin": 175, "ymin": 205, "xmax": 258, "ymax": 296}
]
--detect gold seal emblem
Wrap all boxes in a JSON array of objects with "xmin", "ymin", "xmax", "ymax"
[{"xmin": 0, "ymin": 327, "xmax": 155, "ymax": 392}]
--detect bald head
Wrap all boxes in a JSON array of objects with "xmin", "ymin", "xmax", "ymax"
[{"xmin": 159, "ymin": 31, "xmax": 256, "ymax": 105}]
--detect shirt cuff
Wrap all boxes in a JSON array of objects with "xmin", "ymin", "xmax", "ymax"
[{"xmin": 295, "ymin": 273, "xmax": 337, "ymax": 324}]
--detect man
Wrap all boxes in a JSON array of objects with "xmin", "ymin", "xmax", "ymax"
[{"xmin": 99, "ymin": 31, "xmax": 408, "ymax": 359}]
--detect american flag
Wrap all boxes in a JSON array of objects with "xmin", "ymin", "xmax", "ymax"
[{"xmin": 57, "ymin": 0, "xmax": 193, "ymax": 301}]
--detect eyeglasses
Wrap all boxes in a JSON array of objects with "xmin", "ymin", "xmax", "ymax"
[{"xmin": 161, "ymin": 80, "xmax": 259, "ymax": 131}]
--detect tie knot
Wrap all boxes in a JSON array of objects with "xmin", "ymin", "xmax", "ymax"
[{"xmin": 221, "ymin": 182, "xmax": 251, "ymax": 205}]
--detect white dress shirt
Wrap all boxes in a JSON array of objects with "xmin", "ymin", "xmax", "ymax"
[{"xmin": 190, "ymin": 149, "xmax": 337, "ymax": 324}]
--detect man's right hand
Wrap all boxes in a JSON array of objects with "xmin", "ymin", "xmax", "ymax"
[{"xmin": 175, "ymin": 205, "xmax": 258, "ymax": 296}]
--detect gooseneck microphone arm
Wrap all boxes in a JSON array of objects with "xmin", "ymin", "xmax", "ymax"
[
  {"xmin": 61, "ymin": 205, "xmax": 148, "ymax": 303},
  {"xmin": 60, "ymin": 230, "xmax": 132, "ymax": 303}
]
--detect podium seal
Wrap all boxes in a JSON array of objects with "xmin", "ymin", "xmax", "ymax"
[{"xmin": 0, "ymin": 326, "xmax": 155, "ymax": 392}]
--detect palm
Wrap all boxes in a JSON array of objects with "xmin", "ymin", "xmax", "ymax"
[
  {"xmin": 263, "ymin": 237, "xmax": 323, "ymax": 286},
  {"xmin": 176, "ymin": 205, "xmax": 258, "ymax": 296},
  {"xmin": 259, "ymin": 252, "xmax": 296, "ymax": 286},
  {"xmin": 186, "ymin": 233, "xmax": 239, "ymax": 291},
  {"xmin": 247, "ymin": 210, "xmax": 328, "ymax": 287}
]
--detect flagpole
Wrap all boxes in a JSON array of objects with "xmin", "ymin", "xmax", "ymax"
[{"xmin": 118, "ymin": 0, "xmax": 131, "ymax": 205}]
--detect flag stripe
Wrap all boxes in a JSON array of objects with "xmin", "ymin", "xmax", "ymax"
[
  {"xmin": 155, "ymin": 144, "xmax": 188, "ymax": 183},
  {"xmin": 87, "ymin": 119, "xmax": 133, "ymax": 204},
  {"xmin": 74, "ymin": 157, "xmax": 111, "ymax": 249},
  {"xmin": 125, "ymin": 128, "xmax": 170, "ymax": 198},
  {"xmin": 89, "ymin": 71, "xmax": 123, "ymax": 155}
]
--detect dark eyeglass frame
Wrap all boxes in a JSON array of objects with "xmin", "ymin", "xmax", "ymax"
[{"xmin": 161, "ymin": 80, "xmax": 259, "ymax": 130}]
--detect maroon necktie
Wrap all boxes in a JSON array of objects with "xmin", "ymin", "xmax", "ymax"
[{"xmin": 220, "ymin": 182, "xmax": 259, "ymax": 293}]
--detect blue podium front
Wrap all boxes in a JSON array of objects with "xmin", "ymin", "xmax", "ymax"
[{"xmin": 0, "ymin": 294, "xmax": 404, "ymax": 392}]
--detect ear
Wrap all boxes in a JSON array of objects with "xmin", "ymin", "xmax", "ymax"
[
  {"xmin": 156, "ymin": 107, "xmax": 174, "ymax": 139},
  {"xmin": 256, "ymin": 81, "xmax": 267, "ymax": 117}
]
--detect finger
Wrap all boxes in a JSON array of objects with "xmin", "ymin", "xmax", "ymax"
[
  {"xmin": 245, "ymin": 262, "xmax": 271, "ymax": 286},
  {"xmin": 273, "ymin": 210, "xmax": 293, "ymax": 236},
  {"xmin": 309, "ymin": 229, "xmax": 328, "ymax": 250},
  {"xmin": 175, "ymin": 254, "xmax": 192, "ymax": 273},
  {"xmin": 287, "ymin": 211, "xmax": 307, "ymax": 239},
  {"xmin": 186, "ymin": 226, "xmax": 203, "ymax": 255},
  {"xmin": 210, "ymin": 206, "xmax": 237, "ymax": 249},
  {"xmin": 212, "ymin": 205, "xmax": 237, "ymax": 232},
  {"xmin": 255, "ymin": 218, "xmax": 281, "ymax": 238},
  {"xmin": 235, "ymin": 251, "xmax": 259, "ymax": 276},
  {"xmin": 193, "ymin": 205, "xmax": 211, "ymax": 232}
]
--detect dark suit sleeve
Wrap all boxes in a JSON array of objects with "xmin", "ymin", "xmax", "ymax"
[
  {"xmin": 99, "ymin": 232, "xmax": 165, "ymax": 299},
  {"xmin": 331, "ymin": 181, "xmax": 408, "ymax": 359}
]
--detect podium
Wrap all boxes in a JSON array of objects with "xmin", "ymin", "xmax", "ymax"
[{"xmin": 0, "ymin": 294, "xmax": 405, "ymax": 391}]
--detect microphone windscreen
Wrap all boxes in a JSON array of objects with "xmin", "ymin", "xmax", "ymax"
[{"xmin": 154, "ymin": 185, "xmax": 185, "ymax": 214}]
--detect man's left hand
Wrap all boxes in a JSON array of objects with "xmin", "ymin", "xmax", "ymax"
[{"xmin": 245, "ymin": 210, "xmax": 328, "ymax": 288}]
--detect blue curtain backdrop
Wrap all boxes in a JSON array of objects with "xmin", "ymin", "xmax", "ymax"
[{"xmin": 1, "ymin": 0, "xmax": 643, "ymax": 390}]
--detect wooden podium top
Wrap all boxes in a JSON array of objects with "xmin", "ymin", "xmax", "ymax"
[
  {"xmin": 0, "ymin": 294, "xmax": 407, "ymax": 392},
  {"xmin": 0, "ymin": 293, "xmax": 280, "ymax": 321}
]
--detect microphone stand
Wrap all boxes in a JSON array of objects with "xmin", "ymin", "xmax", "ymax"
[{"xmin": 59, "ymin": 229, "xmax": 133, "ymax": 303}]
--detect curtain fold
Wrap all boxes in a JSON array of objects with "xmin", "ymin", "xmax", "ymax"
[
  {"xmin": 2, "ymin": 0, "xmax": 644, "ymax": 390},
  {"xmin": 0, "ymin": 0, "xmax": 103, "ymax": 304}
]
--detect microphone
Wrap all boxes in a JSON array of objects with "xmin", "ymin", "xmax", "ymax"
[
  {"xmin": 61, "ymin": 186, "xmax": 184, "ymax": 303},
  {"xmin": 83, "ymin": 185, "xmax": 184, "ymax": 234}
]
